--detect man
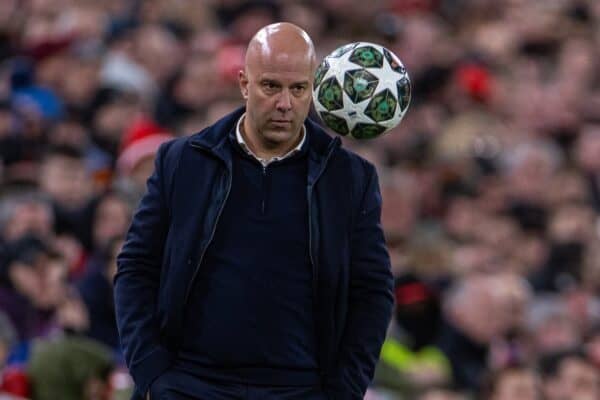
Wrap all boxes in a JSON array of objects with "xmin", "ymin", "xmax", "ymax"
[
  {"xmin": 436, "ymin": 273, "xmax": 531, "ymax": 392},
  {"xmin": 114, "ymin": 22, "xmax": 393, "ymax": 400}
]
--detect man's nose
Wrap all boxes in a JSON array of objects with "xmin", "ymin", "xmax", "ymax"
[{"xmin": 276, "ymin": 90, "xmax": 292, "ymax": 112}]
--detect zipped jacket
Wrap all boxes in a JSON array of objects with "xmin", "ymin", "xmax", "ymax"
[{"xmin": 114, "ymin": 107, "xmax": 394, "ymax": 399}]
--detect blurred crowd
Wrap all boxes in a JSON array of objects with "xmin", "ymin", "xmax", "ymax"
[{"xmin": 0, "ymin": 0, "xmax": 599, "ymax": 399}]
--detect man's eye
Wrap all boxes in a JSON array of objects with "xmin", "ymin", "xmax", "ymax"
[
  {"xmin": 263, "ymin": 82, "xmax": 278, "ymax": 91},
  {"xmin": 292, "ymin": 86, "xmax": 306, "ymax": 95}
]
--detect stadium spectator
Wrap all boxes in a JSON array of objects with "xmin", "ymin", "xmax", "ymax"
[{"xmin": 481, "ymin": 364, "xmax": 542, "ymax": 400}]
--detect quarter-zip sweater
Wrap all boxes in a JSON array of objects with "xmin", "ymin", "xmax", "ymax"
[{"xmin": 176, "ymin": 134, "xmax": 319, "ymax": 385}]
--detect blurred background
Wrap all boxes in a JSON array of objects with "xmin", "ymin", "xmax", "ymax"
[{"xmin": 0, "ymin": 0, "xmax": 599, "ymax": 399}]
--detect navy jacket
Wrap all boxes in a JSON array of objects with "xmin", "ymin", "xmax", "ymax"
[{"xmin": 114, "ymin": 107, "xmax": 394, "ymax": 399}]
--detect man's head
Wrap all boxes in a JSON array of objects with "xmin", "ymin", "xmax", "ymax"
[
  {"xmin": 92, "ymin": 191, "xmax": 131, "ymax": 252},
  {"xmin": 0, "ymin": 235, "xmax": 66, "ymax": 309},
  {"xmin": 418, "ymin": 387, "xmax": 467, "ymax": 400},
  {"xmin": 0, "ymin": 190, "xmax": 53, "ymax": 242},
  {"xmin": 40, "ymin": 145, "xmax": 92, "ymax": 211},
  {"xmin": 540, "ymin": 349, "xmax": 600, "ymax": 400},
  {"xmin": 239, "ymin": 22, "xmax": 316, "ymax": 157},
  {"xmin": 483, "ymin": 365, "xmax": 542, "ymax": 400},
  {"xmin": 445, "ymin": 273, "xmax": 531, "ymax": 344}
]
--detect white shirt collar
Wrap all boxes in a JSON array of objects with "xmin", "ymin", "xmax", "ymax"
[{"xmin": 235, "ymin": 114, "xmax": 306, "ymax": 167}]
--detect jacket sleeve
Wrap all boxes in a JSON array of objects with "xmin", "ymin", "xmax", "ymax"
[
  {"xmin": 113, "ymin": 142, "xmax": 174, "ymax": 396},
  {"xmin": 328, "ymin": 163, "xmax": 394, "ymax": 399}
]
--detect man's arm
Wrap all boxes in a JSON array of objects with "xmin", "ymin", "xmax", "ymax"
[
  {"xmin": 328, "ymin": 164, "xmax": 394, "ymax": 399},
  {"xmin": 114, "ymin": 142, "xmax": 174, "ymax": 396}
]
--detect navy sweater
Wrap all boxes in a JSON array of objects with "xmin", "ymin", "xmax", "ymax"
[{"xmin": 176, "ymin": 135, "xmax": 319, "ymax": 385}]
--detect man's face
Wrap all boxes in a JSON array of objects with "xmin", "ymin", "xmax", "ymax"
[
  {"xmin": 35, "ymin": 257, "xmax": 68, "ymax": 309},
  {"xmin": 239, "ymin": 48, "xmax": 313, "ymax": 150},
  {"xmin": 493, "ymin": 370, "xmax": 541, "ymax": 400},
  {"xmin": 40, "ymin": 155, "xmax": 91, "ymax": 210},
  {"xmin": 93, "ymin": 195, "xmax": 130, "ymax": 250},
  {"xmin": 559, "ymin": 358, "xmax": 600, "ymax": 400},
  {"xmin": 4, "ymin": 201, "xmax": 53, "ymax": 241},
  {"xmin": 419, "ymin": 390, "xmax": 465, "ymax": 400},
  {"xmin": 9, "ymin": 262, "xmax": 40, "ymax": 301}
]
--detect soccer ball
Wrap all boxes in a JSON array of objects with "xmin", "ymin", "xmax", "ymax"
[{"xmin": 312, "ymin": 42, "xmax": 411, "ymax": 139}]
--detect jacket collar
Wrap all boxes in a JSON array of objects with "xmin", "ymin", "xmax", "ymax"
[
  {"xmin": 188, "ymin": 107, "xmax": 244, "ymax": 151},
  {"xmin": 188, "ymin": 106, "xmax": 341, "ymax": 177},
  {"xmin": 305, "ymin": 117, "xmax": 341, "ymax": 186}
]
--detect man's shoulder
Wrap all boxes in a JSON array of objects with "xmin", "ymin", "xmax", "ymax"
[
  {"xmin": 332, "ymin": 142, "xmax": 378, "ymax": 189},
  {"xmin": 305, "ymin": 117, "xmax": 376, "ymax": 173},
  {"xmin": 337, "ymin": 146, "xmax": 376, "ymax": 174},
  {"xmin": 157, "ymin": 136, "xmax": 188, "ymax": 166},
  {"xmin": 186, "ymin": 107, "xmax": 245, "ymax": 149}
]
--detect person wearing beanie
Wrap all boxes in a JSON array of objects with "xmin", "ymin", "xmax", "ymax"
[
  {"xmin": 114, "ymin": 116, "xmax": 173, "ymax": 205},
  {"xmin": 115, "ymin": 23, "xmax": 393, "ymax": 400},
  {"xmin": 27, "ymin": 335, "xmax": 114, "ymax": 400},
  {"xmin": 116, "ymin": 116, "xmax": 173, "ymax": 184}
]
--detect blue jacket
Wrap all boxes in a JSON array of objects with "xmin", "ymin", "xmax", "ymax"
[{"xmin": 114, "ymin": 107, "xmax": 394, "ymax": 399}]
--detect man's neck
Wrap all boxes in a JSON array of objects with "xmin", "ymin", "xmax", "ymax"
[{"xmin": 241, "ymin": 118, "xmax": 303, "ymax": 160}]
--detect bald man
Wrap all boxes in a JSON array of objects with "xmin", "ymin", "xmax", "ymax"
[{"xmin": 115, "ymin": 23, "xmax": 393, "ymax": 400}]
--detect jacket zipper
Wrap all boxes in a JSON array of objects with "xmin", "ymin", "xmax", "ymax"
[
  {"xmin": 261, "ymin": 164, "xmax": 267, "ymax": 214},
  {"xmin": 183, "ymin": 145, "xmax": 233, "ymax": 306},
  {"xmin": 308, "ymin": 185, "xmax": 317, "ymax": 298}
]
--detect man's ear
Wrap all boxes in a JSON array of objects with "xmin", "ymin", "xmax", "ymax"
[{"xmin": 239, "ymin": 69, "xmax": 249, "ymax": 99}]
